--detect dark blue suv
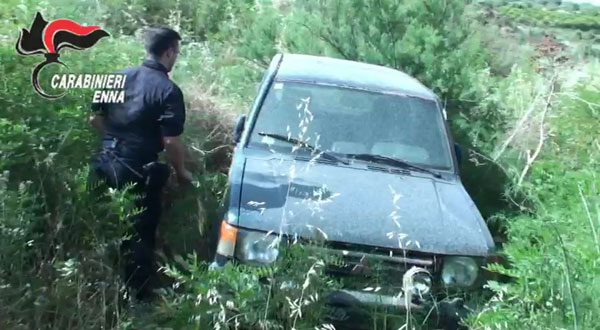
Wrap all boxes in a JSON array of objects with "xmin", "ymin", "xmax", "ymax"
[{"xmin": 212, "ymin": 54, "xmax": 494, "ymax": 320}]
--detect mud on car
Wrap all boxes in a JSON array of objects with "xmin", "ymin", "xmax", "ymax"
[{"xmin": 211, "ymin": 54, "xmax": 495, "ymax": 327}]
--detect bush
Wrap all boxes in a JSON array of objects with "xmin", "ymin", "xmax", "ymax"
[
  {"xmin": 217, "ymin": 0, "xmax": 490, "ymax": 114},
  {"xmin": 0, "ymin": 20, "xmax": 148, "ymax": 325},
  {"xmin": 141, "ymin": 244, "xmax": 341, "ymax": 329},
  {"xmin": 2, "ymin": 1, "xmax": 599, "ymax": 329},
  {"xmin": 497, "ymin": 4, "xmax": 600, "ymax": 30},
  {"xmin": 469, "ymin": 73, "xmax": 600, "ymax": 329},
  {"xmin": 0, "ymin": 4, "xmax": 234, "ymax": 328},
  {"xmin": 98, "ymin": 0, "xmax": 255, "ymax": 40}
]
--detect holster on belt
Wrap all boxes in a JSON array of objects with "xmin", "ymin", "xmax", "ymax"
[
  {"xmin": 142, "ymin": 162, "xmax": 170, "ymax": 189},
  {"xmin": 102, "ymin": 137, "xmax": 170, "ymax": 189}
]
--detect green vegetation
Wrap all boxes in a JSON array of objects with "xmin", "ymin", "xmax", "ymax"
[
  {"xmin": 498, "ymin": 4, "xmax": 600, "ymax": 30},
  {"xmin": 150, "ymin": 245, "xmax": 342, "ymax": 329},
  {"xmin": 468, "ymin": 71, "xmax": 600, "ymax": 329},
  {"xmin": 0, "ymin": 0, "xmax": 599, "ymax": 329}
]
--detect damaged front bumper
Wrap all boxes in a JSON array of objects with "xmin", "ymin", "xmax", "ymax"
[{"xmin": 328, "ymin": 289, "xmax": 422, "ymax": 310}]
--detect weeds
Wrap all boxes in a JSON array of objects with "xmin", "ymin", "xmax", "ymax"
[{"xmin": 0, "ymin": 0, "xmax": 599, "ymax": 329}]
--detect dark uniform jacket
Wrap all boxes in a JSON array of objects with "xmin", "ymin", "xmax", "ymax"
[{"xmin": 92, "ymin": 59, "xmax": 186, "ymax": 165}]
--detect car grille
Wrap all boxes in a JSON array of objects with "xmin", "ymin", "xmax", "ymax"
[{"xmin": 313, "ymin": 242, "xmax": 438, "ymax": 296}]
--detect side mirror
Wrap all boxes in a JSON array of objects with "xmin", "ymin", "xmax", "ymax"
[
  {"xmin": 454, "ymin": 142, "xmax": 462, "ymax": 167},
  {"xmin": 233, "ymin": 114, "xmax": 247, "ymax": 144}
]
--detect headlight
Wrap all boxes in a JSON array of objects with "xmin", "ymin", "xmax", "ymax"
[
  {"xmin": 235, "ymin": 229, "xmax": 280, "ymax": 265},
  {"xmin": 412, "ymin": 272, "xmax": 433, "ymax": 297},
  {"xmin": 441, "ymin": 256, "xmax": 479, "ymax": 287}
]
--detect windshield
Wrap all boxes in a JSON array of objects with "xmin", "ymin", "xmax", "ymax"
[{"xmin": 248, "ymin": 81, "xmax": 453, "ymax": 169}]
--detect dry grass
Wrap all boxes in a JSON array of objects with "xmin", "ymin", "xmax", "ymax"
[
  {"xmin": 182, "ymin": 82, "xmax": 238, "ymax": 173},
  {"xmin": 159, "ymin": 82, "xmax": 238, "ymax": 263}
]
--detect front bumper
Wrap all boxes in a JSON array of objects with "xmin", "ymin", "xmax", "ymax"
[
  {"xmin": 326, "ymin": 290, "xmax": 467, "ymax": 330},
  {"xmin": 328, "ymin": 289, "xmax": 421, "ymax": 310}
]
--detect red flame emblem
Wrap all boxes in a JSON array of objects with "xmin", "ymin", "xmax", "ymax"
[{"xmin": 16, "ymin": 12, "xmax": 109, "ymax": 99}]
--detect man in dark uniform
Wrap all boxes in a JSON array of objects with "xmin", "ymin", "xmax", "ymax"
[{"xmin": 89, "ymin": 26, "xmax": 192, "ymax": 300}]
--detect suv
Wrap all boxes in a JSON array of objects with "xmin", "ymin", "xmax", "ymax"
[{"xmin": 212, "ymin": 54, "xmax": 494, "ymax": 323}]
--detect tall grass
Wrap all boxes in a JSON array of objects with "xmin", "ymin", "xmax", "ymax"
[
  {"xmin": 468, "ymin": 61, "xmax": 600, "ymax": 329},
  {"xmin": 0, "ymin": 2, "xmax": 241, "ymax": 328},
  {"xmin": 1, "ymin": 0, "xmax": 599, "ymax": 329}
]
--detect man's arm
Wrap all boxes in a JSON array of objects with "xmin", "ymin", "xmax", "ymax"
[
  {"xmin": 163, "ymin": 135, "xmax": 192, "ymax": 183},
  {"xmin": 160, "ymin": 85, "xmax": 191, "ymax": 184},
  {"xmin": 89, "ymin": 113, "xmax": 105, "ymax": 132}
]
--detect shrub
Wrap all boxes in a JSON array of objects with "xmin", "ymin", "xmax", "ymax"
[
  {"xmin": 0, "ymin": 4, "xmax": 234, "ymax": 328},
  {"xmin": 141, "ymin": 244, "xmax": 341, "ymax": 329},
  {"xmin": 217, "ymin": 0, "xmax": 490, "ymax": 115},
  {"xmin": 469, "ymin": 73, "xmax": 600, "ymax": 329}
]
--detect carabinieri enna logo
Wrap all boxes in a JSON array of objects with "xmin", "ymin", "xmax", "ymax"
[{"xmin": 16, "ymin": 12, "xmax": 125, "ymax": 102}]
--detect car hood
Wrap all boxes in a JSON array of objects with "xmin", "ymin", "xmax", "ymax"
[{"xmin": 236, "ymin": 155, "xmax": 494, "ymax": 256}]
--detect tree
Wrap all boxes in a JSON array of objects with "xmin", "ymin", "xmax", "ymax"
[{"xmin": 279, "ymin": 0, "xmax": 489, "ymax": 106}]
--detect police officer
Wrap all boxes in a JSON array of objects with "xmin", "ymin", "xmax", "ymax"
[{"xmin": 89, "ymin": 26, "xmax": 192, "ymax": 300}]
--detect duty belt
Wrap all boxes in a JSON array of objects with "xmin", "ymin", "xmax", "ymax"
[{"xmin": 101, "ymin": 137, "xmax": 145, "ymax": 179}]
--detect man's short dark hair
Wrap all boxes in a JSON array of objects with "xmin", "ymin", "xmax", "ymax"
[{"xmin": 144, "ymin": 26, "xmax": 181, "ymax": 57}]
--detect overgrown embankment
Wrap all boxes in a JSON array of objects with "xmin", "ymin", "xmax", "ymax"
[{"xmin": 0, "ymin": 0, "xmax": 599, "ymax": 329}]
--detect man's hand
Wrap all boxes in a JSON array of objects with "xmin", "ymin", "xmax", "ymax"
[
  {"xmin": 89, "ymin": 114, "xmax": 105, "ymax": 132},
  {"xmin": 177, "ymin": 168, "xmax": 193, "ymax": 185},
  {"xmin": 163, "ymin": 135, "xmax": 192, "ymax": 186}
]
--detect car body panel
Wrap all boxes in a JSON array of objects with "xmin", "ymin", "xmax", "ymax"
[
  {"xmin": 221, "ymin": 53, "xmax": 493, "ymax": 263},
  {"xmin": 232, "ymin": 148, "xmax": 494, "ymax": 257},
  {"xmin": 275, "ymin": 54, "xmax": 436, "ymax": 100}
]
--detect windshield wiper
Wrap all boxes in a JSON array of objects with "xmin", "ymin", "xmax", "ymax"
[
  {"xmin": 346, "ymin": 153, "xmax": 441, "ymax": 178},
  {"xmin": 258, "ymin": 132, "xmax": 349, "ymax": 165}
]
